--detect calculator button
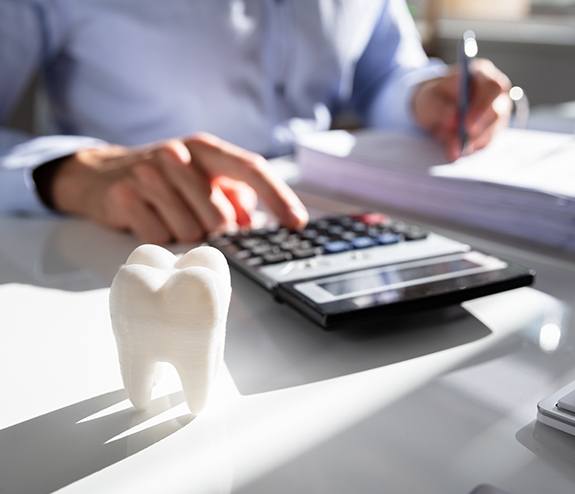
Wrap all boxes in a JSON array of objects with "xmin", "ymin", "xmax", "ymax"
[
  {"xmin": 404, "ymin": 227, "xmax": 428, "ymax": 241},
  {"xmin": 251, "ymin": 244, "xmax": 275, "ymax": 256},
  {"xmin": 269, "ymin": 234, "xmax": 288, "ymax": 244},
  {"xmin": 377, "ymin": 232, "xmax": 401, "ymax": 245},
  {"xmin": 292, "ymin": 248, "xmax": 318, "ymax": 260},
  {"xmin": 262, "ymin": 252, "xmax": 293, "ymax": 265},
  {"xmin": 280, "ymin": 240, "xmax": 300, "ymax": 251},
  {"xmin": 249, "ymin": 227, "xmax": 276, "ymax": 236},
  {"xmin": 313, "ymin": 235, "xmax": 331, "ymax": 246},
  {"xmin": 238, "ymin": 238, "xmax": 264, "ymax": 249},
  {"xmin": 351, "ymin": 222, "xmax": 368, "ymax": 233},
  {"xmin": 391, "ymin": 221, "xmax": 408, "ymax": 234},
  {"xmin": 363, "ymin": 227, "xmax": 376, "ymax": 236},
  {"xmin": 235, "ymin": 249, "xmax": 252, "ymax": 260},
  {"xmin": 327, "ymin": 225, "xmax": 345, "ymax": 236},
  {"xmin": 351, "ymin": 236, "xmax": 377, "ymax": 249},
  {"xmin": 338, "ymin": 231, "xmax": 355, "ymax": 241},
  {"xmin": 324, "ymin": 240, "xmax": 352, "ymax": 254},
  {"xmin": 337, "ymin": 216, "xmax": 355, "ymax": 227},
  {"xmin": 354, "ymin": 213, "xmax": 389, "ymax": 225},
  {"xmin": 312, "ymin": 219, "xmax": 330, "ymax": 230},
  {"xmin": 245, "ymin": 256, "xmax": 264, "ymax": 267},
  {"xmin": 286, "ymin": 240, "xmax": 313, "ymax": 250},
  {"xmin": 301, "ymin": 229, "xmax": 319, "ymax": 240}
]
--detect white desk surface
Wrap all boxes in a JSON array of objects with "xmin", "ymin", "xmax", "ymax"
[{"xmin": 0, "ymin": 189, "xmax": 574, "ymax": 494}]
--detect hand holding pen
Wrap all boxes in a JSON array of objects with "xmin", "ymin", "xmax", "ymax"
[{"xmin": 412, "ymin": 32, "xmax": 513, "ymax": 161}]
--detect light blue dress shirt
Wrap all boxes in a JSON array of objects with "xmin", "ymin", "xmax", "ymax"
[{"xmin": 0, "ymin": 0, "xmax": 444, "ymax": 214}]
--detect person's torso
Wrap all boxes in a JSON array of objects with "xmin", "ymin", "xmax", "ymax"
[{"xmin": 42, "ymin": 0, "xmax": 383, "ymax": 155}]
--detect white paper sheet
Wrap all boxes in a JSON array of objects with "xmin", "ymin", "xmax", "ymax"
[
  {"xmin": 296, "ymin": 128, "xmax": 575, "ymax": 250},
  {"xmin": 432, "ymin": 129, "xmax": 575, "ymax": 198}
]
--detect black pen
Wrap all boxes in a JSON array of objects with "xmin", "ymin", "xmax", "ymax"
[{"xmin": 459, "ymin": 30, "xmax": 478, "ymax": 155}]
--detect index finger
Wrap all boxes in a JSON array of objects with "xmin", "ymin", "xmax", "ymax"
[
  {"xmin": 183, "ymin": 133, "xmax": 308, "ymax": 228},
  {"xmin": 466, "ymin": 61, "xmax": 510, "ymax": 129}
]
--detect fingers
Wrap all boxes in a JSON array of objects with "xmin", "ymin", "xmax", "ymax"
[
  {"xmin": 427, "ymin": 103, "xmax": 460, "ymax": 161},
  {"xmin": 465, "ymin": 92, "xmax": 511, "ymax": 154},
  {"xmin": 468, "ymin": 121, "xmax": 499, "ymax": 154},
  {"xmin": 466, "ymin": 59, "xmax": 511, "ymax": 132},
  {"xmin": 439, "ymin": 106, "xmax": 499, "ymax": 161},
  {"xmin": 129, "ymin": 140, "xmax": 238, "ymax": 241},
  {"xmin": 131, "ymin": 141, "xmax": 240, "ymax": 240},
  {"xmin": 413, "ymin": 74, "xmax": 458, "ymax": 133},
  {"xmin": 209, "ymin": 184, "xmax": 238, "ymax": 230},
  {"xmin": 97, "ymin": 140, "xmax": 212, "ymax": 243},
  {"xmin": 467, "ymin": 94, "xmax": 510, "ymax": 154},
  {"xmin": 183, "ymin": 133, "xmax": 308, "ymax": 228},
  {"xmin": 107, "ymin": 179, "xmax": 172, "ymax": 244},
  {"xmin": 414, "ymin": 59, "xmax": 512, "ymax": 161},
  {"xmin": 159, "ymin": 144, "xmax": 235, "ymax": 233},
  {"xmin": 468, "ymin": 105, "xmax": 498, "ymax": 140},
  {"xmin": 94, "ymin": 136, "xmax": 309, "ymax": 242},
  {"xmin": 217, "ymin": 177, "xmax": 258, "ymax": 228},
  {"xmin": 132, "ymin": 163, "xmax": 205, "ymax": 243},
  {"xmin": 442, "ymin": 135, "xmax": 462, "ymax": 162}
]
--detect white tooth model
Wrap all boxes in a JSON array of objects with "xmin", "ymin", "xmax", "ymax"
[{"xmin": 109, "ymin": 244, "xmax": 231, "ymax": 415}]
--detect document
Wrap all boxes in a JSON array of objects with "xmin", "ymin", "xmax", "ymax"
[
  {"xmin": 296, "ymin": 128, "xmax": 575, "ymax": 251},
  {"xmin": 432, "ymin": 130, "xmax": 575, "ymax": 198}
]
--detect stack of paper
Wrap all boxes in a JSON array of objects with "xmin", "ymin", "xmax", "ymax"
[{"xmin": 296, "ymin": 128, "xmax": 575, "ymax": 251}]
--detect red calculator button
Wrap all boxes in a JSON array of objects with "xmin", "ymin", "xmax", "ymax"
[{"xmin": 355, "ymin": 213, "xmax": 389, "ymax": 225}]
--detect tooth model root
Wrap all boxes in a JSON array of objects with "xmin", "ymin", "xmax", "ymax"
[
  {"xmin": 175, "ymin": 357, "xmax": 211, "ymax": 415},
  {"xmin": 119, "ymin": 354, "xmax": 157, "ymax": 410},
  {"xmin": 109, "ymin": 244, "xmax": 231, "ymax": 415}
]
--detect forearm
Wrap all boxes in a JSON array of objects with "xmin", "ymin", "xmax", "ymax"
[{"xmin": 351, "ymin": 0, "xmax": 447, "ymax": 132}]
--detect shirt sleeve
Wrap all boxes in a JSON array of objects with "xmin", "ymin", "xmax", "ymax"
[
  {"xmin": 0, "ymin": 1, "xmax": 106, "ymax": 215},
  {"xmin": 1, "ymin": 135, "xmax": 108, "ymax": 214},
  {"xmin": 351, "ymin": 0, "xmax": 447, "ymax": 133}
]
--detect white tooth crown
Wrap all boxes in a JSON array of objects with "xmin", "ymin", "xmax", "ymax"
[{"xmin": 109, "ymin": 244, "xmax": 231, "ymax": 414}]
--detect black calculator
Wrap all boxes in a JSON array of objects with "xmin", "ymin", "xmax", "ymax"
[{"xmin": 209, "ymin": 213, "xmax": 534, "ymax": 329}]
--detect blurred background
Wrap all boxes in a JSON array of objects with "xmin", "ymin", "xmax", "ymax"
[{"xmin": 408, "ymin": 0, "xmax": 575, "ymax": 133}]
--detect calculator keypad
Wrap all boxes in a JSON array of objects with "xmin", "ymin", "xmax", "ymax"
[{"xmin": 210, "ymin": 213, "xmax": 429, "ymax": 267}]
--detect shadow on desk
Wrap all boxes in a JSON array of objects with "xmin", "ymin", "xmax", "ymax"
[
  {"xmin": 226, "ymin": 271, "xmax": 493, "ymax": 395},
  {"xmin": 0, "ymin": 390, "xmax": 191, "ymax": 494}
]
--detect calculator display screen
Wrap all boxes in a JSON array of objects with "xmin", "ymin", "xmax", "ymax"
[{"xmin": 318, "ymin": 259, "xmax": 479, "ymax": 297}]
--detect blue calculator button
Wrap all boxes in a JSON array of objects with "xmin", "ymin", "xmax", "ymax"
[
  {"xmin": 351, "ymin": 236, "xmax": 377, "ymax": 249},
  {"xmin": 377, "ymin": 232, "xmax": 401, "ymax": 245},
  {"xmin": 324, "ymin": 240, "xmax": 352, "ymax": 254}
]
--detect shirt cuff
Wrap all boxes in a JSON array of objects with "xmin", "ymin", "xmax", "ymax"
[
  {"xmin": 0, "ymin": 167, "xmax": 50, "ymax": 215},
  {"xmin": 366, "ymin": 60, "xmax": 448, "ymax": 134},
  {"xmin": 0, "ymin": 136, "xmax": 107, "ymax": 215}
]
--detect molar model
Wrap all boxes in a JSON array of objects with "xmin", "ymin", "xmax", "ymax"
[{"xmin": 109, "ymin": 244, "xmax": 231, "ymax": 415}]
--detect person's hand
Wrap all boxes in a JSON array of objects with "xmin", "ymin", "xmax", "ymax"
[
  {"xmin": 51, "ymin": 133, "xmax": 308, "ymax": 243},
  {"xmin": 413, "ymin": 59, "xmax": 512, "ymax": 161}
]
